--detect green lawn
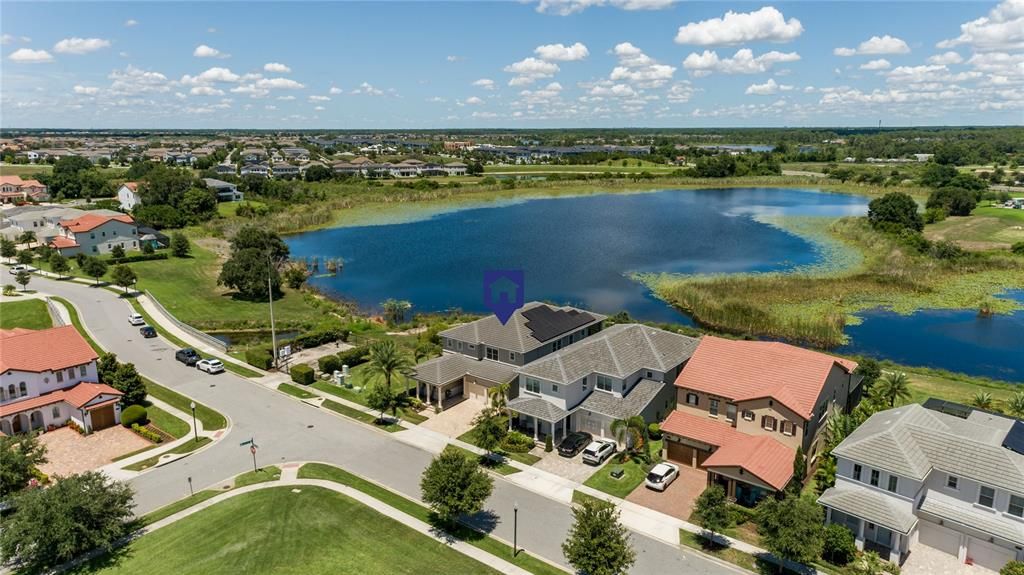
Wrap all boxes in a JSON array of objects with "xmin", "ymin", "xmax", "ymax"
[
  {"xmin": 145, "ymin": 380, "xmax": 226, "ymax": 431},
  {"xmin": 233, "ymin": 467, "xmax": 281, "ymax": 487},
  {"xmin": 311, "ymin": 381, "xmax": 428, "ymax": 424},
  {"xmin": 147, "ymin": 405, "xmax": 189, "ymax": 439},
  {"xmin": 0, "ymin": 299, "xmax": 52, "ymax": 330},
  {"xmin": 582, "ymin": 440, "xmax": 662, "ymax": 499},
  {"xmin": 123, "ymin": 436, "xmax": 211, "ymax": 471},
  {"xmin": 457, "ymin": 426, "xmax": 542, "ymax": 467},
  {"xmin": 71, "ymin": 487, "xmax": 503, "ymax": 575},
  {"xmin": 277, "ymin": 382, "xmax": 317, "ymax": 399},
  {"xmin": 321, "ymin": 398, "xmax": 402, "ymax": 432},
  {"xmin": 925, "ymin": 205, "xmax": 1024, "ymax": 247},
  {"xmin": 141, "ymin": 490, "xmax": 226, "ymax": 526},
  {"xmin": 444, "ymin": 444, "xmax": 520, "ymax": 476}
]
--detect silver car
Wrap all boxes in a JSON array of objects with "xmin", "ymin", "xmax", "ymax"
[
  {"xmin": 582, "ymin": 440, "xmax": 617, "ymax": 465},
  {"xmin": 644, "ymin": 462, "xmax": 679, "ymax": 491},
  {"xmin": 196, "ymin": 359, "xmax": 225, "ymax": 374}
]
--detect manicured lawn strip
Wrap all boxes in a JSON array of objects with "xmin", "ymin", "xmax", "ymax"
[
  {"xmin": 679, "ymin": 530, "xmax": 764, "ymax": 574},
  {"xmin": 444, "ymin": 444, "xmax": 519, "ymax": 476},
  {"xmin": 110, "ymin": 443, "xmax": 158, "ymax": 462},
  {"xmin": 140, "ymin": 490, "xmax": 225, "ymax": 526},
  {"xmin": 49, "ymin": 296, "xmax": 102, "ymax": 353},
  {"xmin": 311, "ymin": 381, "xmax": 368, "ymax": 405},
  {"xmin": 457, "ymin": 426, "xmax": 541, "ymax": 467},
  {"xmin": 233, "ymin": 467, "xmax": 281, "ymax": 488},
  {"xmin": 321, "ymin": 399, "xmax": 402, "ymax": 432},
  {"xmin": 278, "ymin": 382, "xmax": 317, "ymax": 399},
  {"xmin": 146, "ymin": 404, "xmax": 189, "ymax": 439},
  {"xmin": 582, "ymin": 440, "xmax": 662, "ymax": 499},
  {"xmin": 145, "ymin": 380, "xmax": 226, "ymax": 431},
  {"xmin": 399, "ymin": 408, "xmax": 428, "ymax": 424},
  {"xmin": 0, "ymin": 299, "xmax": 52, "ymax": 329},
  {"xmin": 297, "ymin": 463, "xmax": 564, "ymax": 575},
  {"xmin": 124, "ymin": 437, "xmax": 212, "ymax": 471},
  {"xmin": 571, "ymin": 490, "xmax": 605, "ymax": 508}
]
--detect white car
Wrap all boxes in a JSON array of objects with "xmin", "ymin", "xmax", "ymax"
[
  {"xmin": 128, "ymin": 313, "xmax": 146, "ymax": 326},
  {"xmin": 196, "ymin": 359, "xmax": 225, "ymax": 374},
  {"xmin": 582, "ymin": 439, "xmax": 617, "ymax": 466},
  {"xmin": 645, "ymin": 462, "xmax": 679, "ymax": 491},
  {"xmin": 11, "ymin": 264, "xmax": 35, "ymax": 273}
]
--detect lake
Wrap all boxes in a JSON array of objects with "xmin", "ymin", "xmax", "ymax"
[{"xmin": 287, "ymin": 188, "xmax": 1022, "ymax": 381}]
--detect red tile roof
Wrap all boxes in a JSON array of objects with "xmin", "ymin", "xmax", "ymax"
[
  {"xmin": 63, "ymin": 382, "xmax": 122, "ymax": 409},
  {"xmin": 60, "ymin": 213, "xmax": 135, "ymax": 233},
  {"xmin": 702, "ymin": 435, "xmax": 795, "ymax": 491},
  {"xmin": 661, "ymin": 410, "xmax": 745, "ymax": 447},
  {"xmin": 673, "ymin": 336, "xmax": 857, "ymax": 419},
  {"xmin": 122, "ymin": 182, "xmax": 138, "ymax": 191},
  {"xmin": 0, "ymin": 325, "xmax": 98, "ymax": 373},
  {"xmin": 0, "ymin": 382, "xmax": 121, "ymax": 416},
  {"xmin": 0, "ymin": 392, "xmax": 66, "ymax": 416},
  {"xmin": 49, "ymin": 236, "xmax": 79, "ymax": 248}
]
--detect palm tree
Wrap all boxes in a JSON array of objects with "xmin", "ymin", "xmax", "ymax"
[
  {"xmin": 971, "ymin": 391, "xmax": 994, "ymax": 411},
  {"xmin": 875, "ymin": 372, "xmax": 912, "ymax": 407},
  {"xmin": 489, "ymin": 381, "xmax": 512, "ymax": 430},
  {"xmin": 380, "ymin": 299, "xmax": 412, "ymax": 326},
  {"xmin": 1008, "ymin": 392, "xmax": 1024, "ymax": 419},
  {"xmin": 825, "ymin": 411, "xmax": 859, "ymax": 452},
  {"xmin": 610, "ymin": 416, "xmax": 649, "ymax": 461},
  {"xmin": 365, "ymin": 339, "xmax": 413, "ymax": 393}
]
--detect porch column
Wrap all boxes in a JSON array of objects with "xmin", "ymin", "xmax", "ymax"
[
  {"xmin": 533, "ymin": 416, "xmax": 539, "ymax": 441},
  {"xmin": 727, "ymin": 479, "xmax": 736, "ymax": 499},
  {"xmin": 855, "ymin": 520, "xmax": 866, "ymax": 551},
  {"xmin": 562, "ymin": 417, "xmax": 567, "ymax": 440},
  {"xmin": 889, "ymin": 534, "xmax": 901, "ymax": 564}
]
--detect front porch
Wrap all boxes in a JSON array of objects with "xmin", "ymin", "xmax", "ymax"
[
  {"xmin": 706, "ymin": 471, "xmax": 774, "ymax": 508},
  {"xmin": 507, "ymin": 396, "xmax": 571, "ymax": 443}
]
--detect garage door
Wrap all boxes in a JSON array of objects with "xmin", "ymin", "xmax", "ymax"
[
  {"xmin": 465, "ymin": 381, "xmax": 488, "ymax": 402},
  {"xmin": 667, "ymin": 442, "xmax": 696, "ymax": 466},
  {"xmin": 91, "ymin": 405, "xmax": 116, "ymax": 431},
  {"xmin": 918, "ymin": 521, "xmax": 960, "ymax": 557},
  {"xmin": 578, "ymin": 414, "xmax": 605, "ymax": 437},
  {"xmin": 967, "ymin": 537, "xmax": 1015, "ymax": 572}
]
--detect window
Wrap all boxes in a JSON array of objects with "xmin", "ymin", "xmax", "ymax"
[
  {"xmin": 67, "ymin": 368, "xmax": 74, "ymax": 380},
  {"xmin": 19, "ymin": 382, "xmax": 27, "ymax": 397},
  {"xmin": 887, "ymin": 476, "xmax": 898, "ymax": 493},
  {"xmin": 978, "ymin": 486, "xmax": 995, "ymax": 508},
  {"xmin": 709, "ymin": 399, "xmax": 719, "ymax": 417},
  {"xmin": 645, "ymin": 371, "xmax": 653, "ymax": 379},
  {"xmin": 742, "ymin": 410, "xmax": 755, "ymax": 421},
  {"xmin": 52, "ymin": 406, "xmax": 60, "ymax": 418},
  {"xmin": 596, "ymin": 375, "xmax": 613, "ymax": 392},
  {"xmin": 90, "ymin": 233, "xmax": 95, "ymax": 239},
  {"xmin": 457, "ymin": 341, "xmax": 463, "ymax": 351},
  {"xmin": 726, "ymin": 404, "xmax": 737, "ymax": 421},
  {"xmin": 6, "ymin": 385, "xmax": 14, "ymax": 399},
  {"xmin": 525, "ymin": 378, "xmax": 541, "ymax": 394},
  {"xmin": 56, "ymin": 370, "xmax": 64, "ymax": 383},
  {"xmin": 509, "ymin": 352, "xmax": 516, "ymax": 361},
  {"xmin": 1009, "ymin": 495, "xmax": 1024, "ymax": 518},
  {"xmin": 686, "ymin": 393, "xmax": 699, "ymax": 406},
  {"xmin": 551, "ymin": 384, "xmax": 558, "ymax": 393},
  {"xmin": 552, "ymin": 340, "xmax": 563, "ymax": 351},
  {"xmin": 853, "ymin": 464, "xmax": 862, "ymax": 481},
  {"xmin": 947, "ymin": 475, "xmax": 959, "ymax": 490},
  {"xmin": 781, "ymin": 421, "xmax": 795, "ymax": 436},
  {"xmin": 761, "ymin": 415, "xmax": 777, "ymax": 431},
  {"xmin": 870, "ymin": 470, "xmax": 880, "ymax": 487},
  {"xmin": 485, "ymin": 347, "xmax": 498, "ymax": 361}
]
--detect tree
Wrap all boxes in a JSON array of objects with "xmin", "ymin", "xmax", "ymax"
[
  {"xmin": 108, "ymin": 362, "xmax": 147, "ymax": 406},
  {"xmin": 110, "ymin": 264, "xmax": 137, "ymax": 294},
  {"xmin": 1008, "ymin": 392, "xmax": 1024, "ymax": 419},
  {"xmin": 282, "ymin": 263, "xmax": 308, "ymax": 289},
  {"xmin": 17, "ymin": 230, "xmax": 37, "ymax": 248},
  {"xmin": 81, "ymin": 256, "xmax": 108, "ymax": 285},
  {"xmin": 822, "ymin": 523, "xmax": 857, "ymax": 566},
  {"xmin": 419, "ymin": 449, "xmax": 493, "ymax": 525},
  {"xmin": 170, "ymin": 231, "xmax": 191, "ymax": 257},
  {"xmin": 229, "ymin": 225, "xmax": 289, "ymax": 259},
  {"xmin": 0, "ymin": 237, "xmax": 16, "ymax": 262},
  {"xmin": 218, "ymin": 247, "xmax": 279, "ymax": 300},
  {"xmin": 0, "ymin": 433, "xmax": 47, "ymax": 497},
  {"xmin": 813, "ymin": 455, "xmax": 837, "ymax": 496},
  {"xmin": 562, "ymin": 497, "xmax": 636, "ymax": 575},
  {"xmin": 611, "ymin": 415, "xmax": 650, "ymax": 461},
  {"xmin": 0, "ymin": 472, "xmax": 134, "ymax": 573},
  {"xmin": 875, "ymin": 371, "xmax": 912, "ymax": 407},
  {"xmin": 180, "ymin": 187, "xmax": 218, "ymax": 223},
  {"xmin": 489, "ymin": 382, "xmax": 512, "ymax": 430},
  {"xmin": 1001, "ymin": 561, "xmax": 1024, "ymax": 575},
  {"xmin": 49, "ymin": 253, "xmax": 70, "ymax": 278},
  {"xmin": 135, "ymin": 204, "xmax": 185, "ymax": 229},
  {"xmin": 110, "ymin": 244, "xmax": 126, "ymax": 259},
  {"xmin": 693, "ymin": 485, "xmax": 730, "ymax": 538},
  {"xmin": 471, "ymin": 407, "xmax": 507, "ymax": 454},
  {"xmin": 365, "ymin": 381, "xmax": 401, "ymax": 422},
  {"xmin": 756, "ymin": 494, "xmax": 825, "ymax": 567},
  {"xmin": 971, "ymin": 391, "xmax": 994, "ymax": 410},
  {"xmin": 867, "ymin": 192, "xmax": 923, "ymax": 232},
  {"xmin": 365, "ymin": 339, "xmax": 412, "ymax": 393},
  {"xmin": 139, "ymin": 163, "xmax": 192, "ymax": 207},
  {"xmin": 304, "ymin": 164, "xmax": 333, "ymax": 182},
  {"xmin": 792, "ymin": 446, "xmax": 807, "ymax": 484},
  {"xmin": 98, "ymin": 352, "xmax": 120, "ymax": 381},
  {"xmin": 381, "ymin": 298, "xmax": 412, "ymax": 325},
  {"xmin": 16, "ymin": 249, "xmax": 34, "ymax": 266},
  {"xmin": 14, "ymin": 270, "xmax": 31, "ymax": 291},
  {"xmin": 854, "ymin": 357, "xmax": 882, "ymax": 391},
  {"xmin": 926, "ymin": 187, "xmax": 976, "ymax": 216},
  {"xmin": 141, "ymin": 240, "xmax": 155, "ymax": 254}
]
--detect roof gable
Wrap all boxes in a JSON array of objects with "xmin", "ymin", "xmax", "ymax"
[{"xmin": 0, "ymin": 326, "xmax": 98, "ymax": 373}]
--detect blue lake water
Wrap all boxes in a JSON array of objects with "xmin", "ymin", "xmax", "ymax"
[{"xmin": 286, "ymin": 188, "xmax": 1023, "ymax": 381}]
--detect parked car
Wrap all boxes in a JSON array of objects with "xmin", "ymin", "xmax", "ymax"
[
  {"xmin": 196, "ymin": 359, "xmax": 225, "ymax": 374},
  {"xmin": 557, "ymin": 431, "xmax": 593, "ymax": 458},
  {"xmin": 11, "ymin": 264, "xmax": 35, "ymax": 273},
  {"xmin": 644, "ymin": 462, "xmax": 680, "ymax": 491},
  {"xmin": 175, "ymin": 348, "xmax": 201, "ymax": 366},
  {"xmin": 139, "ymin": 326, "xmax": 157, "ymax": 338},
  {"xmin": 582, "ymin": 439, "xmax": 617, "ymax": 465},
  {"xmin": 128, "ymin": 312, "xmax": 145, "ymax": 326}
]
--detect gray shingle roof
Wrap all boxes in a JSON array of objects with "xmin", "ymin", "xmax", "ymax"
[
  {"xmin": 818, "ymin": 483, "xmax": 918, "ymax": 534},
  {"xmin": 833, "ymin": 404, "xmax": 1024, "ymax": 494},
  {"xmin": 573, "ymin": 379, "xmax": 667, "ymax": 421},
  {"xmin": 918, "ymin": 490, "xmax": 1024, "ymax": 545},
  {"xmin": 439, "ymin": 302, "xmax": 605, "ymax": 355},
  {"xmin": 516, "ymin": 324, "xmax": 699, "ymax": 385},
  {"xmin": 412, "ymin": 354, "xmax": 516, "ymax": 387},
  {"xmin": 508, "ymin": 396, "xmax": 568, "ymax": 421}
]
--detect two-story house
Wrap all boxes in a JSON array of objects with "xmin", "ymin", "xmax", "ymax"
[
  {"xmin": 117, "ymin": 181, "xmax": 142, "ymax": 211},
  {"xmin": 203, "ymin": 178, "xmax": 244, "ymax": 202},
  {"xmin": 49, "ymin": 213, "xmax": 140, "ymax": 256},
  {"xmin": 660, "ymin": 336, "xmax": 861, "ymax": 505},
  {"xmin": 509, "ymin": 323, "xmax": 699, "ymax": 442},
  {"xmin": 819, "ymin": 403, "xmax": 1024, "ymax": 571},
  {"xmin": 411, "ymin": 302, "xmax": 605, "ymax": 410},
  {"xmin": 0, "ymin": 326, "xmax": 123, "ymax": 435},
  {"xmin": 0, "ymin": 175, "xmax": 49, "ymax": 204}
]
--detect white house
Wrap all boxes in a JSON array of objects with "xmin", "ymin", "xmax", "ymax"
[
  {"xmin": 49, "ymin": 213, "xmax": 140, "ymax": 256},
  {"xmin": 203, "ymin": 178, "xmax": 244, "ymax": 201},
  {"xmin": 240, "ymin": 163, "xmax": 270, "ymax": 178},
  {"xmin": 0, "ymin": 326, "xmax": 123, "ymax": 436},
  {"xmin": 444, "ymin": 162, "xmax": 468, "ymax": 176},
  {"xmin": 117, "ymin": 182, "xmax": 142, "ymax": 211}
]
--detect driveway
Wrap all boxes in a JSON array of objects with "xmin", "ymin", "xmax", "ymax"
[
  {"xmin": 627, "ymin": 464, "xmax": 707, "ymax": 521},
  {"xmin": 38, "ymin": 426, "xmax": 152, "ymax": 477},
  {"xmin": 533, "ymin": 449, "xmax": 600, "ymax": 483},
  {"xmin": 420, "ymin": 397, "xmax": 482, "ymax": 438},
  {"xmin": 902, "ymin": 545, "xmax": 999, "ymax": 575}
]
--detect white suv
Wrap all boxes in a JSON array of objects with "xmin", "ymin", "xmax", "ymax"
[
  {"xmin": 582, "ymin": 440, "xmax": 617, "ymax": 465},
  {"xmin": 128, "ymin": 313, "xmax": 145, "ymax": 326},
  {"xmin": 645, "ymin": 462, "xmax": 680, "ymax": 491}
]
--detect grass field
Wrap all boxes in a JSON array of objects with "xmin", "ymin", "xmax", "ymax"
[
  {"xmin": 71, "ymin": 487, "xmax": 502, "ymax": 575},
  {"xmin": 145, "ymin": 380, "xmax": 227, "ymax": 431},
  {"xmin": 0, "ymin": 299, "xmax": 52, "ymax": 330},
  {"xmin": 147, "ymin": 405, "xmax": 189, "ymax": 439},
  {"xmin": 277, "ymin": 382, "xmax": 317, "ymax": 399},
  {"xmin": 582, "ymin": 439, "xmax": 662, "ymax": 499},
  {"xmin": 925, "ymin": 205, "xmax": 1024, "ymax": 249},
  {"xmin": 321, "ymin": 398, "xmax": 403, "ymax": 432},
  {"xmin": 443, "ymin": 444, "xmax": 520, "ymax": 476}
]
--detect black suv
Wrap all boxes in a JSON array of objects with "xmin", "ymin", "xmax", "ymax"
[
  {"xmin": 139, "ymin": 326, "xmax": 157, "ymax": 338},
  {"xmin": 557, "ymin": 431, "xmax": 594, "ymax": 458},
  {"xmin": 175, "ymin": 348, "xmax": 201, "ymax": 366}
]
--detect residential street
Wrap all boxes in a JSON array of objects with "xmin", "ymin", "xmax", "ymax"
[{"xmin": 1, "ymin": 269, "xmax": 741, "ymax": 575}]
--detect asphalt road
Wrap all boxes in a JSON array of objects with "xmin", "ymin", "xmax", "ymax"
[{"xmin": 3, "ymin": 269, "xmax": 740, "ymax": 575}]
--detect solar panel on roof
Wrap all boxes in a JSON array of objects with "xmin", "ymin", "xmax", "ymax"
[
  {"xmin": 521, "ymin": 305, "xmax": 595, "ymax": 342},
  {"xmin": 1003, "ymin": 421, "xmax": 1024, "ymax": 456},
  {"xmin": 922, "ymin": 398, "xmax": 974, "ymax": 419}
]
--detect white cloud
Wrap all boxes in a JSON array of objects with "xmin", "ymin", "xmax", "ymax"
[
  {"xmin": 256, "ymin": 77, "xmax": 304, "ymax": 90},
  {"xmin": 277, "ymin": 95, "xmax": 296, "ymax": 101},
  {"xmin": 860, "ymin": 58, "xmax": 892, "ymax": 70},
  {"xmin": 427, "ymin": 96, "xmax": 447, "ymax": 103},
  {"xmin": 263, "ymin": 62, "xmax": 291, "ymax": 73},
  {"xmin": 265, "ymin": 105, "xmax": 277, "ymax": 110},
  {"xmin": 471, "ymin": 111, "xmax": 499, "ymax": 119},
  {"xmin": 517, "ymin": 82, "xmax": 564, "ymax": 104},
  {"xmin": 446, "ymin": 55, "xmax": 464, "ymax": 62},
  {"xmin": 1, "ymin": 34, "xmax": 12, "ymax": 45},
  {"xmin": 8, "ymin": 48, "xmax": 53, "ymax": 63},
  {"xmin": 230, "ymin": 85, "xmax": 269, "ymax": 98},
  {"xmin": 666, "ymin": 81, "xmax": 697, "ymax": 102},
  {"xmin": 473, "ymin": 78, "xmax": 496, "ymax": 90},
  {"xmin": 744, "ymin": 78, "xmax": 793, "ymax": 95},
  {"xmin": 588, "ymin": 83, "xmax": 637, "ymax": 97},
  {"xmin": 351, "ymin": 82, "xmax": 384, "ymax": 95},
  {"xmin": 674, "ymin": 7, "xmax": 803, "ymax": 46},
  {"xmin": 124, "ymin": 19, "xmax": 138, "ymax": 27},
  {"xmin": 207, "ymin": 27, "xmax": 217, "ymax": 33},
  {"xmin": 683, "ymin": 48, "xmax": 800, "ymax": 76},
  {"xmin": 534, "ymin": 42, "xmax": 589, "ymax": 61},
  {"xmin": 191, "ymin": 86, "xmax": 225, "ymax": 96},
  {"xmin": 938, "ymin": 0, "xmax": 1024, "ymax": 51},
  {"xmin": 329, "ymin": 86, "xmax": 343, "ymax": 95},
  {"xmin": 53, "ymin": 37, "xmax": 111, "ymax": 55},
  {"xmin": 108, "ymin": 65, "xmax": 170, "ymax": 94},
  {"xmin": 314, "ymin": 105, "xmax": 325, "ymax": 111},
  {"xmin": 504, "ymin": 57, "xmax": 560, "ymax": 86},
  {"xmin": 464, "ymin": 96, "xmax": 485, "ymax": 105},
  {"xmin": 193, "ymin": 44, "xmax": 229, "ymax": 58},
  {"xmin": 609, "ymin": 42, "xmax": 675, "ymax": 87},
  {"xmin": 174, "ymin": 92, "xmax": 187, "ymax": 100},
  {"xmin": 885, "ymin": 64, "xmax": 981, "ymax": 84},
  {"xmin": 182, "ymin": 67, "xmax": 241, "ymax": 85},
  {"xmin": 834, "ymin": 35, "xmax": 910, "ymax": 56},
  {"xmin": 535, "ymin": 0, "xmax": 674, "ymax": 15},
  {"xmin": 73, "ymin": 85, "xmax": 99, "ymax": 95},
  {"xmin": 309, "ymin": 95, "xmax": 331, "ymax": 101},
  {"xmin": 928, "ymin": 51, "xmax": 964, "ymax": 65}
]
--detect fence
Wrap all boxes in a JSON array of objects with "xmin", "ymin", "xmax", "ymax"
[
  {"xmin": 45, "ymin": 297, "xmax": 68, "ymax": 327},
  {"xmin": 144, "ymin": 290, "xmax": 230, "ymax": 353}
]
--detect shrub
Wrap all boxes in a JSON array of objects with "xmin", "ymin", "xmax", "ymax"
[
  {"xmin": 291, "ymin": 327, "xmax": 350, "ymax": 350},
  {"xmin": 927, "ymin": 186, "xmax": 976, "ymax": 216},
  {"xmin": 130, "ymin": 423, "xmax": 162, "ymax": 443},
  {"xmin": 930, "ymin": 239, "xmax": 965, "ymax": 260},
  {"xmin": 544, "ymin": 434, "xmax": 553, "ymax": 452},
  {"xmin": 500, "ymin": 431, "xmax": 535, "ymax": 453},
  {"xmin": 245, "ymin": 347, "xmax": 273, "ymax": 370},
  {"xmin": 68, "ymin": 420, "xmax": 85, "ymax": 435},
  {"xmin": 120, "ymin": 405, "xmax": 147, "ymax": 428},
  {"xmin": 923, "ymin": 207, "xmax": 947, "ymax": 224},
  {"xmin": 108, "ymin": 252, "xmax": 168, "ymax": 265},
  {"xmin": 822, "ymin": 523, "xmax": 856, "ymax": 565},
  {"xmin": 1000, "ymin": 561, "xmax": 1024, "ymax": 575},
  {"xmin": 647, "ymin": 423, "xmax": 662, "ymax": 440},
  {"xmin": 318, "ymin": 354, "xmax": 342, "ymax": 375},
  {"xmin": 1012, "ymin": 242, "xmax": 1024, "ymax": 255},
  {"xmin": 337, "ymin": 345, "xmax": 369, "ymax": 368},
  {"xmin": 290, "ymin": 364, "xmax": 315, "ymax": 385},
  {"xmin": 728, "ymin": 503, "xmax": 757, "ymax": 526}
]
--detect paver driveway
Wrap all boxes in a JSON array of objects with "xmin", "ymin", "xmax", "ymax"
[
  {"xmin": 902, "ymin": 545, "xmax": 999, "ymax": 575},
  {"xmin": 627, "ymin": 463, "xmax": 707, "ymax": 521},
  {"xmin": 37, "ymin": 426, "xmax": 152, "ymax": 477},
  {"xmin": 420, "ymin": 397, "xmax": 482, "ymax": 437}
]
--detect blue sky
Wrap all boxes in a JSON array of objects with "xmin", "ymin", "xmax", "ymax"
[{"xmin": 2, "ymin": 1, "xmax": 1022, "ymax": 128}]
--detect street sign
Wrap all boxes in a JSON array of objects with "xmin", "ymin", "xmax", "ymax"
[
  {"xmin": 250, "ymin": 445, "xmax": 257, "ymax": 455},
  {"xmin": 239, "ymin": 439, "xmax": 253, "ymax": 446}
]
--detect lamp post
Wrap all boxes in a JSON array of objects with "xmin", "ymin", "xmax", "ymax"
[
  {"xmin": 190, "ymin": 401, "xmax": 198, "ymax": 443},
  {"xmin": 267, "ymin": 252, "xmax": 278, "ymax": 370},
  {"xmin": 187, "ymin": 476, "xmax": 193, "ymax": 497},
  {"xmin": 513, "ymin": 501, "xmax": 519, "ymax": 557}
]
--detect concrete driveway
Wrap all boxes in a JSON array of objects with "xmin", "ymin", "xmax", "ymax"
[
  {"xmin": 627, "ymin": 464, "xmax": 707, "ymax": 521},
  {"xmin": 38, "ymin": 426, "xmax": 152, "ymax": 478}
]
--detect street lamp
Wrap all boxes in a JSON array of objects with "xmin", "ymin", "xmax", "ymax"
[
  {"xmin": 187, "ymin": 476, "xmax": 194, "ymax": 497},
  {"xmin": 190, "ymin": 401, "xmax": 198, "ymax": 443},
  {"xmin": 513, "ymin": 501, "xmax": 519, "ymax": 557}
]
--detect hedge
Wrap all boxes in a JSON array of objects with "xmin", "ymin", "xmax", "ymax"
[
  {"xmin": 131, "ymin": 423, "xmax": 163, "ymax": 443},
  {"xmin": 289, "ymin": 327, "xmax": 350, "ymax": 351},
  {"xmin": 336, "ymin": 345, "xmax": 369, "ymax": 368},
  {"xmin": 108, "ymin": 252, "xmax": 169, "ymax": 265},
  {"xmin": 290, "ymin": 364, "xmax": 315, "ymax": 385},
  {"xmin": 318, "ymin": 355, "xmax": 342, "ymax": 375},
  {"xmin": 121, "ymin": 405, "xmax": 148, "ymax": 428},
  {"xmin": 245, "ymin": 348, "xmax": 273, "ymax": 370}
]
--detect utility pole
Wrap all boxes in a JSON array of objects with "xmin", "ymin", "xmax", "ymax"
[{"xmin": 268, "ymin": 252, "xmax": 278, "ymax": 370}]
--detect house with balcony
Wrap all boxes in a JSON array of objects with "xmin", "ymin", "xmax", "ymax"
[
  {"xmin": 0, "ymin": 326, "xmax": 123, "ymax": 435},
  {"xmin": 509, "ymin": 323, "xmax": 699, "ymax": 442},
  {"xmin": 411, "ymin": 302, "xmax": 605, "ymax": 410},
  {"xmin": 49, "ymin": 213, "xmax": 140, "ymax": 256},
  {"xmin": 660, "ymin": 336, "xmax": 861, "ymax": 506},
  {"xmin": 818, "ymin": 403, "xmax": 1024, "ymax": 571},
  {"xmin": 0, "ymin": 175, "xmax": 49, "ymax": 204}
]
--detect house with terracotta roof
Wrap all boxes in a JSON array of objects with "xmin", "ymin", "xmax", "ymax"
[
  {"xmin": 660, "ymin": 336, "xmax": 861, "ymax": 506},
  {"xmin": 0, "ymin": 326, "xmax": 123, "ymax": 435},
  {"xmin": 116, "ymin": 182, "xmax": 142, "ymax": 211},
  {"xmin": 49, "ymin": 212, "xmax": 140, "ymax": 256},
  {"xmin": 0, "ymin": 175, "xmax": 49, "ymax": 204}
]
